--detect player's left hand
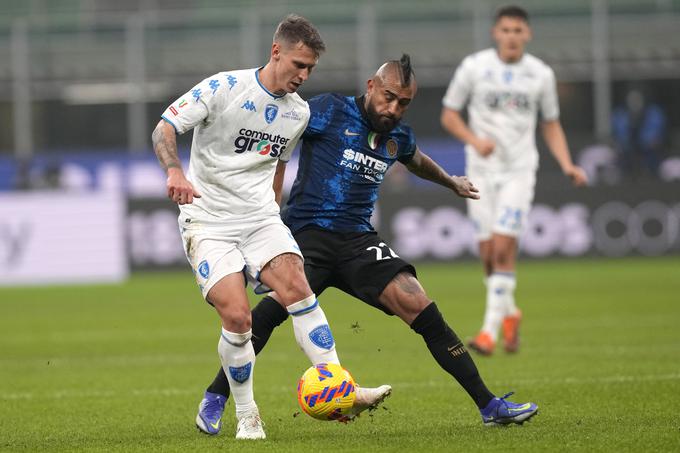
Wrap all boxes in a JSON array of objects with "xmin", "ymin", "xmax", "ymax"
[
  {"xmin": 564, "ymin": 165, "xmax": 588, "ymax": 187},
  {"xmin": 451, "ymin": 176, "xmax": 480, "ymax": 200}
]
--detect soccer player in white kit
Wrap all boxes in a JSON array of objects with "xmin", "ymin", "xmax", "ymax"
[
  {"xmin": 440, "ymin": 6, "xmax": 587, "ymax": 356},
  {"xmin": 152, "ymin": 15, "xmax": 389, "ymax": 440}
]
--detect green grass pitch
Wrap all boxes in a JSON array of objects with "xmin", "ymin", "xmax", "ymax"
[{"xmin": 1, "ymin": 257, "xmax": 679, "ymax": 452}]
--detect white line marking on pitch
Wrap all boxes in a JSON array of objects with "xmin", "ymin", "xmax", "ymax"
[{"xmin": 2, "ymin": 373, "xmax": 679, "ymax": 401}]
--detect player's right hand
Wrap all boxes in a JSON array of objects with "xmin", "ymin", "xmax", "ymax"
[
  {"xmin": 472, "ymin": 138, "xmax": 495, "ymax": 157},
  {"xmin": 166, "ymin": 167, "xmax": 201, "ymax": 205},
  {"xmin": 451, "ymin": 176, "xmax": 480, "ymax": 200}
]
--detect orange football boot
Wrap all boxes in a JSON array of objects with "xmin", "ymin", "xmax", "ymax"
[
  {"xmin": 502, "ymin": 310, "xmax": 522, "ymax": 353},
  {"xmin": 467, "ymin": 332, "xmax": 495, "ymax": 356}
]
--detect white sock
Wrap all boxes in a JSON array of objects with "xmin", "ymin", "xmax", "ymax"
[
  {"xmin": 287, "ymin": 294, "xmax": 340, "ymax": 365},
  {"xmin": 481, "ymin": 273, "xmax": 516, "ymax": 341},
  {"xmin": 500, "ymin": 272, "xmax": 519, "ymax": 316},
  {"xmin": 218, "ymin": 328, "xmax": 257, "ymax": 418}
]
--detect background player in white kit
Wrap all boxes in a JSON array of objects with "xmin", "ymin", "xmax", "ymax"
[
  {"xmin": 440, "ymin": 5, "xmax": 588, "ymax": 356},
  {"xmin": 151, "ymin": 14, "xmax": 389, "ymax": 440}
]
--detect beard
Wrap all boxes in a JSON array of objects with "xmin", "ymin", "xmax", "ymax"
[{"xmin": 366, "ymin": 103, "xmax": 398, "ymax": 133}]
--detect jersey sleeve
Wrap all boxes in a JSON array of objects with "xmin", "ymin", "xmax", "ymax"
[
  {"xmin": 302, "ymin": 94, "xmax": 335, "ymax": 138},
  {"xmin": 279, "ymin": 111, "xmax": 310, "ymax": 163},
  {"xmin": 397, "ymin": 127, "xmax": 417, "ymax": 164},
  {"xmin": 161, "ymin": 73, "xmax": 227, "ymax": 134},
  {"xmin": 539, "ymin": 66, "xmax": 560, "ymax": 121},
  {"xmin": 442, "ymin": 56, "xmax": 474, "ymax": 111}
]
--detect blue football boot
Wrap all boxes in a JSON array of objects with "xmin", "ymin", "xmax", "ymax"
[
  {"xmin": 480, "ymin": 392, "xmax": 538, "ymax": 426},
  {"xmin": 195, "ymin": 391, "xmax": 227, "ymax": 435}
]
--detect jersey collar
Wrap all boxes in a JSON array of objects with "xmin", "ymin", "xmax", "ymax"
[
  {"xmin": 354, "ymin": 95, "xmax": 369, "ymax": 122},
  {"xmin": 255, "ymin": 68, "xmax": 287, "ymax": 99}
]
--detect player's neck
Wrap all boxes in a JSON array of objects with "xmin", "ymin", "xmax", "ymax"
[
  {"xmin": 496, "ymin": 49, "xmax": 524, "ymax": 64},
  {"xmin": 257, "ymin": 64, "xmax": 286, "ymax": 96}
]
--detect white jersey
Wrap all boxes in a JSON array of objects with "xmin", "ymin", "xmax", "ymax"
[
  {"xmin": 162, "ymin": 68, "xmax": 310, "ymax": 222},
  {"xmin": 442, "ymin": 48, "xmax": 559, "ymax": 173}
]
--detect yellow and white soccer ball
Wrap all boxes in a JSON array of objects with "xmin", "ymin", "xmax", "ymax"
[{"xmin": 297, "ymin": 363, "xmax": 356, "ymax": 421}]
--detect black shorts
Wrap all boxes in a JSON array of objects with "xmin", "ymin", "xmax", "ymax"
[{"xmin": 293, "ymin": 227, "xmax": 416, "ymax": 315}]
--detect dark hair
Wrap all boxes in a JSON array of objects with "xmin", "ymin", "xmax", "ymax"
[
  {"xmin": 399, "ymin": 54, "xmax": 414, "ymax": 87},
  {"xmin": 273, "ymin": 14, "xmax": 326, "ymax": 57},
  {"xmin": 494, "ymin": 5, "xmax": 530, "ymax": 23},
  {"xmin": 383, "ymin": 53, "xmax": 415, "ymax": 87}
]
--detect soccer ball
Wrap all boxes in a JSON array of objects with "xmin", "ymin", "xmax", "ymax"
[{"xmin": 297, "ymin": 363, "xmax": 356, "ymax": 421}]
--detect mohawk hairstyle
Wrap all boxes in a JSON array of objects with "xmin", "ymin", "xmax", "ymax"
[{"xmin": 389, "ymin": 53, "xmax": 415, "ymax": 87}]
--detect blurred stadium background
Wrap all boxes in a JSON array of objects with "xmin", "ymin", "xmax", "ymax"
[
  {"xmin": 2, "ymin": 2, "xmax": 680, "ymax": 451},
  {"xmin": 1, "ymin": 0, "xmax": 679, "ymax": 284}
]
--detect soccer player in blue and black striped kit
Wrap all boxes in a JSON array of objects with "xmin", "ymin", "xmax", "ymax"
[{"xmin": 196, "ymin": 54, "xmax": 538, "ymax": 433}]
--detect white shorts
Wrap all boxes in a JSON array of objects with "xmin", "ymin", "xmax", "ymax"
[
  {"xmin": 466, "ymin": 168, "xmax": 536, "ymax": 241},
  {"xmin": 178, "ymin": 213, "xmax": 302, "ymax": 299}
]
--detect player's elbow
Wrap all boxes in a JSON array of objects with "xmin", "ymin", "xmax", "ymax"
[
  {"xmin": 152, "ymin": 120, "xmax": 173, "ymax": 145},
  {"xmin": 440, "ymin": 108, "xmax": 458, "ymax": 133},
  {"xmin": 439, "ymin": 109, "xmax": 449, "ymax": 128}
]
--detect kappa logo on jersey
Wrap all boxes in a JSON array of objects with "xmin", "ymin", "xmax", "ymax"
[
  {"xmin": 234, "ymin": 128, "xmax": 290, "ymax": 157},
  {"xmin": 264, "ymin": 104, "xmax": 278, "ymax": 124},
  {"xmin": 191, "ymin": 88, "xmax": 202, "ymax": 101},
  {"xmin": 241, "ymin": 100, "xmax": 257, "ymax": 112},
  {"xmin": 226, "ymin": 74, "xmax": 237, "ymax": 90},
  {"xmin": 484, "ymin": 91, "xmax": 531, "ymax": 112},
  {"xmin": 209, "ymin": 79, "xmax": 220, "ymax": 94}
]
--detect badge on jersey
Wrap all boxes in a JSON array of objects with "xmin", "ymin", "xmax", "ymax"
[
  {"xmin": 386, "ymin": 139, "xmax": 398, "ymax": 157},
  {"xmin": 264, "ymin": 104, "xmax": 279, "ymax": 124},
  {"xmin": 198, "ymin": 260, "xmax": 210, "ymax": 279}
]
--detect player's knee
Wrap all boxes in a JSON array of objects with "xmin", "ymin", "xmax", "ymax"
[
  {"xmin": 276, "ymin": 270, "xmax": 311, "ymax": 303},
  {"xmin": 383, "ymin": 273, "xmax": 430, "ymax": 320},
  {"xmin": 407, "ymin": 292, "xmax": 432, "ymax": 314},
  {"xmin": 211, "ymin": 297, "xmax": 252, "ymax": 331}
]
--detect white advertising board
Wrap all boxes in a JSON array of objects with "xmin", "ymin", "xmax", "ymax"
[{"xmin": 0, "ymin": 191, "xmax": 128, "ymax": 285}]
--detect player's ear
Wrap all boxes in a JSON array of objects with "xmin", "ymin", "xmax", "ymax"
[
  {"xmin": 366, "ymin": 77, "xmax": 375, "ymax": 94},
  {"xmin": 271, "ymin": 42, "xmax": 282, "ymax": 61}
]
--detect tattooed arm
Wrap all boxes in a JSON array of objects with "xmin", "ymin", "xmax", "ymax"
[
  {"xmin": 405, "ymin": 146, "xmax": 480, "ymax": 200},
  {"xmin": 152, "ymin": 120, "xmax": 201, "ymax": 205}
]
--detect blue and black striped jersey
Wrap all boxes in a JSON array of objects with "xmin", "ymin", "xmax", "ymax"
[{"xmin": 283, "ymin": 93, "xmax": 417, "ymax": 233}]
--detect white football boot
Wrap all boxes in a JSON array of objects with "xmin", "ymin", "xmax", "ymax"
[
  {"xmin": 340, "ymin": 384, "xmax": 392, "ymax": 422},
  {"xmin": 235, "ymin": 409, "xmax": 266, "ymax": 440}
]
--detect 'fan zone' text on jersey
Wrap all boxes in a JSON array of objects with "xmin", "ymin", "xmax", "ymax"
[
  {"xmin": 161, "ymin": 68, "xmax": 310, "ymax": 222},
  {"xmin": 284, "ymin": 94, "xmax": 416, "ymax": 233}
]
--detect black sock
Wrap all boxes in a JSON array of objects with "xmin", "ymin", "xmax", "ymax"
[
  {"xmin": 410, "ymin": 302, "xmax": 494, "ymax": 409},
  {"xmin": 206, "ymin": 296, "xmax": 290, "ymax": 397}
]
